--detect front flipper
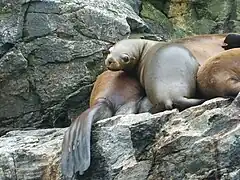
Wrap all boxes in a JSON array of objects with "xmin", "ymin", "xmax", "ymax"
[
  {"xmin": 138, "ymin": 97, "xmax": 153, "ymax": 113},
  {"xmin": 148, "ymin": 103, "xmax": 166, "ymax": 114},
  {"xmin": 61, "ymin": 101, "xmax": 113, "ymax": 179}
]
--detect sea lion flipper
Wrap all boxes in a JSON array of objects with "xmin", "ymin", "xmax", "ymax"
[
  {"xmin": 115, "ymin": 101, "xmax": 139, "ymax": 115},
  {"xmin": 148, "ymin": 103, "xmax": 165, "ymax": 114},
  {"xmin": 61, "ymin": 102, "xmax": 113, "ymax": 178},
  {"xmin": 174, "ymin": 97, "xmax": 205, "ymax": 110},
  {"xmin": 138, "ymin": 97, "xmax": 153, "ymax": 113}
]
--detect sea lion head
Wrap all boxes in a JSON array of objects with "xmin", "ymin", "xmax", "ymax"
[
  {"xmin": 222, "ymin": 33, "xmax": 240, "ymax": 50},
  {"xmin": 105, "ymin": 40, "xmax": 140, "ymax": 71}
]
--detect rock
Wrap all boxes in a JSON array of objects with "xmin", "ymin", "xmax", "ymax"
[
  {"xmin": 0, "ymin": 0, "xmax": 23, "ymax": 56},
  {"xmin": 149, "ymin": 95, "xmax": 240, "ymax": 179},
  {"xmin": 140, "ymin": 0, "xmax": 173, "ymax": 39},
  {"xmin": 0, "ymin": 96, "xmax": 239, "ymax": 179},
  {"xmin": 0, "ymin": 48, "xmax": 28, "ymax": 81},
  {"xmin": 0, "ymin": 128, "xmax": 64, "ymax": 180},
  {"xmin": 141, "ymin": 0, "xmax": 239, "ymax": 38}
]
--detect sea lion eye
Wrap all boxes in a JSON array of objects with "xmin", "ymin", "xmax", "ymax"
[{"xmin": 121, "ymin": 54, "xmax": 130, "ymax": 63}]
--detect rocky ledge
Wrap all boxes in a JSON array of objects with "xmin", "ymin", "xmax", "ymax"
[{"xmin": 0, "ymin": 93, "xmax": 239, "ymax": 180}]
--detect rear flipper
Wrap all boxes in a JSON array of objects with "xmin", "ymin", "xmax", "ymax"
[
  {"xmin": 174, "ymin": 97, "xmax": 206, "ymax": 111},
  {"xmin": 149, "ymin": 99, "xmax": 173, "ymax": 114},
  {"xmin": 224, "ymin": 81, "xmax": 240, "ymax": 98},
  {"xmin": 61, "ymin": 101, "xmax": 113, "ymax": 179}
]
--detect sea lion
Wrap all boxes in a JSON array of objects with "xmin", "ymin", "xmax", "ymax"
[
  {"xmin": 172, "ymin": 33, "xmax": 227, "ymax": 65},
  {"xmin": 197, "ymin": 48, "xmax": 240, "ymax": 99},
  {"xmin": 106, "ymin": 34, "xmax": 227, "ymax": 68},
  {"xmin": 61, "ymin": 70, "xmax": 152, "ymax": 178},
  {"xmin": 222, "ymin": 33, "xmax": 240, "ymax": 50},
  {"xmin": 105, "ymin": 39, "xmax": 204, "ymax": 112}
]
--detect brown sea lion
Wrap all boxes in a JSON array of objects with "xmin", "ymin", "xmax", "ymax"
[
  {"xmin": 222, "ymin": 33, "xmax": 240, "ymax": 50},
  {"xmin": 61, "ymin": 70, "xmax": 152, "ymax": 178},
  {"xmin": 105, "ymin": 39, "xmax": 204, "ymax": 112},
  {"xmin": 197, "ymin": 48, "xmax": 240, "ymax": 99},
  {"xmin": 172, "ymin": 33, "xmax": 227, "ymax": 65}
]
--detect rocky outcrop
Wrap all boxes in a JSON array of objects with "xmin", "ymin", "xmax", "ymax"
[
  {"xmin": 0, "ymin": 94, "xmax": 239, "ymax": 180},
  {"xmin": 0, "ymin": 128, "xmax": 63, "ymax": 179}
]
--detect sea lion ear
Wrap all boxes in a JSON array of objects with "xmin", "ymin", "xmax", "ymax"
[
  {"xmin": 109, "ymin": 46, "xmax": 114, "ymax": 52},
  {"xmin": 102, "ymin": 49, "xmax": 110, "ymax": 56},
  {"xmin": 131, "ymin": 56, "xmax": 136, "ymax": 62},
  {"xmin": 103, "ymin": 42, "xmax": 116, "ymax": 56}
]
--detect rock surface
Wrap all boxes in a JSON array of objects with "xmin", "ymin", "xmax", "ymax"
[
  {"xmin": 0, "ymin": 94, "xmax": 239, "ymax": 180},
  {"xmin": 142, "ymin": 0, "xmax": 240, "ymax": 38}
]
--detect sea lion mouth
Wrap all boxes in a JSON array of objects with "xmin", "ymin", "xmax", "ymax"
[
  {"xmin": 106, "ymin": 67, "xmax": 121, "ymax": 71},
  {"xmin": 105, "ymin": 58, "xmax": 122, "ymax": 71}
]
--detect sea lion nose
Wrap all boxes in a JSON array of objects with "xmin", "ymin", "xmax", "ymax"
[{"xmin": 105, "ymin": 58, "xmax": 114, "ymax": 66}]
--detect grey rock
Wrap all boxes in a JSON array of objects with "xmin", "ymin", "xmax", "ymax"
[
  {"xmin": 0, "ymin": 96, "xmax": 239, "ymax": 179},
  {"xmin": 149, "ymin": 95, "xmax": 240, "ymax": 179},
  {"xmin": 22, "ymin": 0, "xmax": 148, "ymax": 42},
  {"xmin": 0, "ymin": 128, "xmax": 64, "ymax": 179},
  {"xmin": 0, "ymin": 0, "xmax": 23, "ymax": 56},
  {"xmin": 0, "ymin": 48, "xmax": 28, "ymax": 81}
]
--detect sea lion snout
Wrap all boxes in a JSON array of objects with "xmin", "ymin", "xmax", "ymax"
[{"xmin": 105, "ymin": 57, "xmax": 122, "ymax": 71}]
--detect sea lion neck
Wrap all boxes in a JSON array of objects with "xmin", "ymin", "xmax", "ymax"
[{"xmin": 137, "ymin": 40, "xmax": 161, "ymax": 86}]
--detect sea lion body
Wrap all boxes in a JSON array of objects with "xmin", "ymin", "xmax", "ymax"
[
  {"xmin": 105, "ymin": 39, "xmax": 204, "ymax": 112},
  {"xmin": 61, "ymin": 70, "xmax": 152, "ymax": 178},
  {"xmin": 173, "ymin": 34, "xmax": 226, "ymax": 65},
  {"xmin": 197, "ymin": 48, "xmax": 240, "ymax": 99},
  {"xmin": 143, "ymin": 44, "xmax": 201, "ymax": 111},
  {"xmin": 89, "ymin": 70, "xmax": 145, "ymax": 114}
]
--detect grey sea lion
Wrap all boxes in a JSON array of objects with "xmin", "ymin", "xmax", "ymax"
[{"xmin": 105, "ymin": 39, "xmax": 204, "ymax": 112}]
